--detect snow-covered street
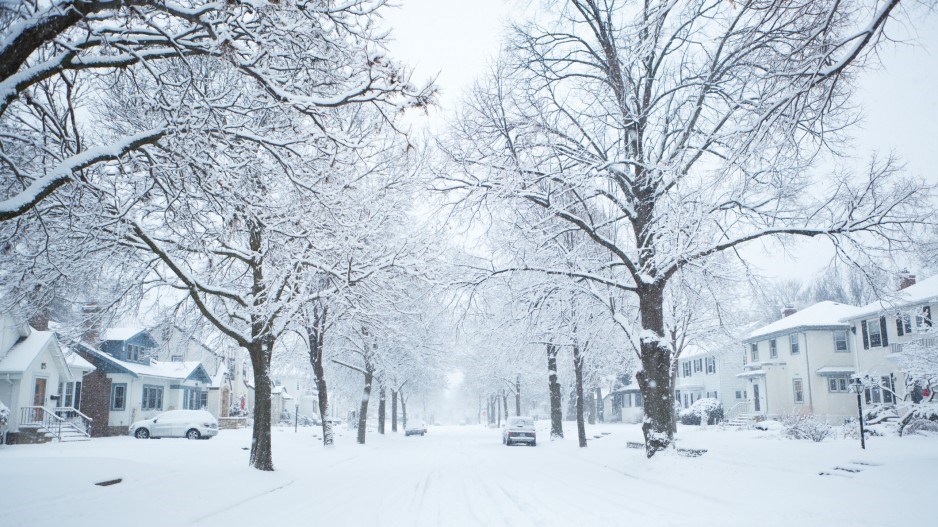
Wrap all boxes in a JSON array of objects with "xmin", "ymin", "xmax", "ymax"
[{"xmin": 1, "ymin": 423, "xmax": 934, "ymax": 527}]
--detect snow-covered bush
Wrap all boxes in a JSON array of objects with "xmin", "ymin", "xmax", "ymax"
[
  {"xmin": 900, "ymin": 403, "xmax": 938, "ymax": 436},
  {"xmin": 679, "ymin": 398, "xmax": 723, "ymax": 425},
  {"xmin": 0, "ymin": 400, "xmax": 9, "ymax": 428},
  {"xmin": 782, "ymin": 413, "xmax": 832, "ymax": 442}
]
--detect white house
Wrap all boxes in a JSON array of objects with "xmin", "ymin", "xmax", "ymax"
[
  {"xmin": 0, "ymin": 313, "xmax": 94, "ymax": 443},
  {"xmin": 674, "ymin": 344, "xmax": 747, "ymax": 415},
  {"xmin": 738, "ymin": 301, "xmax": 861, "ymax": 423},
  {"xmin": 843, "ymin": 273, "xmax": 938, "ymax": 404},
  {"xmin": 603, "ymin": 386, "xmax": 644, "ymax": 424}
]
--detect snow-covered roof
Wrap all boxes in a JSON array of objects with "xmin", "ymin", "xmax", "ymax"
[
  {"xmin": 101, "ymin": 327, "xmax": 145, "ymax": 341},
  {"xmin": 848, "ymin": 275, "xmax": 938, "ymax": 320},
  {"xmin": 746, "ymin": 301, "xmax": 859, "ymax": 341},
  {"xmin": 63, "ymin": 346, "xmax": 95, "ymax": 372},
  {"xmin": 0, "ymin": 329, "xmax": 54, "ymax": 374},
  {"xmin": 81, "ymin": 344, "xmax": 209, "ymax": 382},
  {"xmin": 678, "ymin": 344, "xmax": 711, "ymax": 359},
  {"xmin": 815, "ymin": 366, "xmax": 855, "ymax": 377},
  {"xmin": 736, "ymin": 370, "xmax": 766, "ymax": 378}
]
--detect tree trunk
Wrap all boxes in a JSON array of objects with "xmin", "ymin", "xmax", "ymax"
[
  {"xmin": 307, "ymin": 306, "xmax": 332, "ymax": 446},
  {"xmin": 635, "ymin": 283, "xmax": 675, "ymax": 457},
  {"xmin": 515, "ymin": 375, "xmax": 521, "ymax": 416},
  {"xmin": 391, "ymin": 389, "xmax": 398, "ymax": 432},
  {"xmin": 547, "ymin": 344, "xmax": 563, "ymax": 439},
  {"xmin": 496, "ymin": 392, "xmax": 502, "ymax": 427},
  {"xmin": 587, "ymin": 387, "xmax": 596, "ymax": 425},
  {"xmin": 248, "ymin": 337, "xmax": 274, "ymax": 470},
  {"xmin": 596, "ymin": 387, "xmax": 604, "ymax": 423},
  {"xmin": 377, "ymin": 384, "xmax": 386, "ymax": 434},
  {"xmin": 502, "ymin": 390, "xmax": 509, "ymax": 421},
  {"xmin": 400, "ymin": 389, "xmax": 408, "ymax": 429},
  {"xmin": 357, "ymin": 367, "xmax": 373, "ymax": 445},
  {"xmin": 573, "ymin": 342, "xmax": 587, "ymax": 447}
]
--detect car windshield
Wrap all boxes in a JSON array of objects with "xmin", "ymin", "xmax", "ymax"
[{"xmin": 510, "ymin": 418, "xmax": 533, "ymax": 427}]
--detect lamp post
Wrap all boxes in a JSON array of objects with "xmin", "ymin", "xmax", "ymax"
[
  {"xmin": 852, "ymin": 377, "xmax": 866, "ymax": 450},
  {"xmin": 295, "ymin": 403, "xmax": 299, "ymax": 433}
]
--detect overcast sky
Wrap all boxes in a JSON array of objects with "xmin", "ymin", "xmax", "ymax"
[{"xmin": 382, "ymin": 1, "xmax": 938, "ymax": 281}]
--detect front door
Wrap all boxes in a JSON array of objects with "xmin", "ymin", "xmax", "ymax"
[
  {"xmin": 33, "ymin": 378, "xmax": 47, "ymax": 420},
  {"xmin": 753, "ymin": 383, "xmax": 761, "ymax": 412}
]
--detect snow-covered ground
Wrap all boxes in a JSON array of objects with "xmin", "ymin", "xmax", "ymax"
[{"xmin": 1, "ymin": 422, "xmax": 934, "ymax": 526}]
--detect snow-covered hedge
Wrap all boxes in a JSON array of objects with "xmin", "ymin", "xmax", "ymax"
[
  {"xmin": 679, "ymin": 398, "xmax": 723, "ymax": 425},
  {"xmin": 0, "ymin": 400, "xmax": 9, "ymax": 428},
  {"xmin": 900, "ymin": 403, "xmax": 938, "ymax": 436},
  {"xmin": 782, "ymin": 413, "xmax": 832, "ymax": 442}
]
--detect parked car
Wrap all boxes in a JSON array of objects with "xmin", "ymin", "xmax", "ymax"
[
  {"xmin": 130, "ymin": 409, "xmax": 218, "ymax": 440},
  {"xmin": 502, "ymin": 416, "xmax": 536, "ymax": 446},
  {"xmin": 405, "ymin": 421, "xmax": 427, "ymax": 436}
]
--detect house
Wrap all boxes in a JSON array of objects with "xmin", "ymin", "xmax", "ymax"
[
  {"xmin": 271, "ymin": 362, "xmax": 319, "ymax": 418},
  {"xmin": 603, "ymin": 386, "xmax": 643, "ymax": 423},
  {"xmin": 271, "ymin": 384, "xmax": 295, "ymax": 421},
  {"xmin": 738, "ymin": 301, "xmax": 861, "ymax": 423},
  {"xmin": 843, "ymin": 273, "xmax": 938, "ymax": 405},
  {"xmin": 0, "ymin": 313, "xmax": 94, "ymax": 443},
  {"xmin": 674, "ymin": 344, "xmax": 747, "ymax": 415},
  {"xmin": 75, "ymin": 328, "xmax": 213, "ymax": 435}
]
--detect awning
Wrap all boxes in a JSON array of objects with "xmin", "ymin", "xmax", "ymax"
[
  {"xmin": 815, "ymin": 366, "xmax": 855, "ymax": 377},
  {"xmin": 736, "ymin": 370, "xmax": 765, "ymax": 378}
]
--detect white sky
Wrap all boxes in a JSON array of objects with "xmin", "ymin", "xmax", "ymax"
[{"xmin": 382, "ymin": 1, "xmax": 938, "ymax": 281}]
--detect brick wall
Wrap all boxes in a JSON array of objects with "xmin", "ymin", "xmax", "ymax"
[{"xmin": 77, "ymin": 355, "xmax": 112, "ymax": 438}]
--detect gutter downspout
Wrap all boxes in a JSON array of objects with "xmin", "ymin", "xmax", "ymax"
[{"xmin": 802, "ymin": 332, "xmax": 814, "ymax": 412}]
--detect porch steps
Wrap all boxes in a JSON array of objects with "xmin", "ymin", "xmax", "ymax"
[{"xmin": 725, "ymin": 413, "xmax": 757, "ymax": 428}]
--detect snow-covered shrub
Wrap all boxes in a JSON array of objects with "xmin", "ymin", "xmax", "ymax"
[
  {"xmin": 679, "ymin": 398, "xmax": 723, "ymax": 425},
  {"xmin": 0, "ymin": 400, "xmax": 9, "ymax": 428},
  {"xmin": 782, "ymin": 413, "xmax": 832, "ymax": 442},
  {"xmin": 900, "ymin": 403, "xmax": 938, "ymax": 436},
  {"xmin": 754, "ymin": 419, "xmax": 783, "ymax": 432}
]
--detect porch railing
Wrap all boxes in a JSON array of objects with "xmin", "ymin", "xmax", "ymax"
[
  {"xmin": 19, "ymin": 406, "xmax": 92, "ymax": 441},
  {"xmin": 890, "ymin": 337, "xmax": 937, "ymax": 354}
]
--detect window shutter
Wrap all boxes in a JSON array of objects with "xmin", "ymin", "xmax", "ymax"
[
  {"xmin": 861, "ymin": 320, "xmax": 869, "ymax": 349},
  {"xmin": 896, "ymin": 316, "xmax": 905, "ymax": 337},
  {"xmin": 879, "ymin": 316, "xmax": 888, "ymax": 347},
  {"xmin": 925, "ymin": 306, "xmax": 933, "ymax": 327}
]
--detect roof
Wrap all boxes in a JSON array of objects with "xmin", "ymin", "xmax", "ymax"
[
  {"xmin": 0, "ymin": 329, "xmax": 55, "ymax": 374},
  {"xmin": 746, "ymin": 301, "xmax": 859, "ymax": 341},
  {"xmin": 736, "ymin": 370, "xmax": 766, "ymax": 378},
  {"xmin": 79, "ymin": 344, "xmax": 211, "ymax": 383},
  {"xmin": 849, "ymin": 275, "xmax": 938, "ymax": 319},
  {"xmin": 101, "ymin": 327, "xmax": 146, "ymax": 341},
  {"xmin": 63, "ymin": 347, "xmax": 95, "ymax": 372},
  {"xmin": 815, "ymin": 366, "xmax": 856, "ymax": 377}
]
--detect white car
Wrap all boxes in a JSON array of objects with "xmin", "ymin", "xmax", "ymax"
[
  {"xmin": 502, "ymin": 416, "xmax": 536, "ymax": 446},
  {"xmin": 405, "ymin": 421, "xmax": 427, "ymax": 436},
  {"xmin": 130, "ymin": 409, "xmax": 219, "ymax": 440}
]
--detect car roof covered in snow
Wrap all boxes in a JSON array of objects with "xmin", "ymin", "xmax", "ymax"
[{"xmin": 745, "ymin": 301, "xmax": 860, "ymax": 341}]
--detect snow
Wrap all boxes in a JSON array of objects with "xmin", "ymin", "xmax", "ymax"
[
  {"xmin": 746, "ymin": 301, "xmax": 860, "ymax": 340},
  {"xmin": 83, "ymin": 345, "xmax": 203, "ymax": 381},
  {"xmin": 100, "ymin": 327, "xmax": 145, "ymax": 341},
  {"xmin": 63, "ymin": 347, "xmax": 95, "ymax": 373},
  {"xmin": 0, "ymin": 329, "xmax": 52, "ymax": 373},
  {"xmin": 849, "ymin": 274, "xmax": 938, "ymax": 319},
  {"xmin": 0, "ymin": 423, "xmax": 935, "ymax": 526}
]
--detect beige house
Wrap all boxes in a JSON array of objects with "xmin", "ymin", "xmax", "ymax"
[
  {"xmin": 738, "ymin": 301, "xmax": 861, "ymax": 423},
  {"xmin": 675, "ymin": 344, "xmax": 747, "ymax": 414}
]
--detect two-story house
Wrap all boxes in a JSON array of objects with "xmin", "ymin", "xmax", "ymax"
[
  {"xmin": 844, "ymin": 273, "xmax": 938, "ymax": 404},
  {"xmin": 674, "ymin": 344, "xmax": 747, "ymax": 414},
  {"xmin": 738, "ymin": 301, "xmax": 861, "ymax": 422}
]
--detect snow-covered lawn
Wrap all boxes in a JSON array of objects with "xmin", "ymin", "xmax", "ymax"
[{"xmin": 1, "ymin": 422, "xmax": 934, "ymax": 526}]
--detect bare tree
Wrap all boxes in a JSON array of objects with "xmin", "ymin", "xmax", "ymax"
[{"xmin": 443, "ymin": 0, "xmax": 927, "ymax": 456}]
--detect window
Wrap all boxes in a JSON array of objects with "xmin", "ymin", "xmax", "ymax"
[
  {"xmin": 171, "ymin": 355, "xmax": 184, "ymax": 362},
  {"xmin": 735, "ymin": 390, "xmax": 747, "ymax": 400},
  {"xmin": 705, "ymin": 357, "xmax": 716, "ymax": 374},
  {"xmin": 111, "ymin": 383, "xmax": 127, "ymax": 411},
  {"xmin": 897, "ymin": 313, "xmax": 913, "ymax": 336},
  {"xmin": 867, "ymin": 375, "xmax": 896, "ymax": 404},
  {"xmin": 769, "ymin": 339, "xmax": 778, "ymax": 359},
  {"xmin": 127, "ymin": 344, "xmax": 138, "ymax": 362},
  {"xmin": 183, "ymin": 388, "xmax": 206, "ymax": 410},
  {"xmin": 750, "ymin": 343, "xmax": 759, "ymax": 362},
  {"xmin": 682, "ymin": 361, "xmax": 691, "ymax": 377},
  {"xmin": 864, "ymin": 318, "xmax": 884, "ymax": 348},
  {"xmin": 633, "ymin": 392, "xmax": 643, "ymax": 408},
  {"xmin": 793, "ymin": 379, "xmax": 804, "ymax": 404},
  {"xmin": 693, "ymin": 359, "xmax": 703, "ymax": 373},
  {"xmin": 789, "ymin": 334, "xmax": 799, "ymax": 355},
  {"xmin": 833, "ymin": 330, "xmax": 849, "ymax": 352},
  {"xmin": 828, "ymin": 377, "xmax": 850, "ymax": 393},
  {"xmin": 64, "ymin": 382, "xmax": 74, "ymax": 408},
  {"xmin": 142, "ymin": 385, "xmax": 163, "ymax": 411}
]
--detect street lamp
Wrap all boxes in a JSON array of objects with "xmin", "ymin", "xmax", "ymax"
[
  {"xmin": 851, "ymin": 377, "xmax": 866, "ymax": 450},
  {"xmin": 295, "ymin": 403, "xmax": 300, "ymax": 433}
]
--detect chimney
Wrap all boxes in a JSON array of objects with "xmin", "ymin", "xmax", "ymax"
[
  {"xmin": 899, "ymin": 270, "xmax": 916, "ymax": 291},
  {"xmin": 79, "ymin": 302, "xmax": 102, "ymax": 343},
  {"xmin": 782, "ymin": 306, "xmax": 797, "ymax": 318}
]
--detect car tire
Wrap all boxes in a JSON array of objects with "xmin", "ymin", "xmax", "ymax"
[
  {"xmin": 186, "ymin": 428, "xmax": 201, "ymax": 440},
  {"xmin": 530, "ymin": 440, "xmax": 536, "ymax": 447},
  {"xmin": 506, "ymin": 439, "xmax": 512, "ymax": 446},
  {"xmin": 135, "ymin": 428, "xmax": 150, "ymax": 439}
]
